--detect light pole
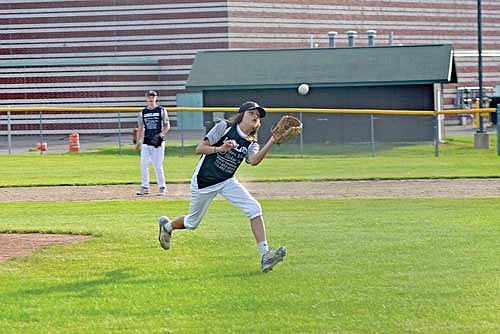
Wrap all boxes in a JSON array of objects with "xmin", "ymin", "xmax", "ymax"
[
  {"xmin": 477, "ymin": 0, "xmax": 484, "ymax": 133},
  {"xmin": 473, "ymin": 0, "xmax": 489, "ymax": 148}
]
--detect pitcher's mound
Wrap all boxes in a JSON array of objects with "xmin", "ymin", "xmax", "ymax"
[{"xmin": 0, "ymin": 233, "xmax": 92, "ymax": 261}]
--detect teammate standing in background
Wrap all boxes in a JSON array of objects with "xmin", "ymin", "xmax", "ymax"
[
  {"xmin": 157, "ymin": 101, "xmax": 286, "ymax": 273},
  {"xmin": 135, "ymin": 90, "xmax": 170, "ymax": 196}
]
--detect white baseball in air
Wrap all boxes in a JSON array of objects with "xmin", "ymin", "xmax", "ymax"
[{"xmin": 298, "ymin": 83, "xmax": 310, "ymax": 95}]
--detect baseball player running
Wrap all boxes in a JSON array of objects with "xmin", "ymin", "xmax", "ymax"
[
  {"xmin": 158, "ymin": 101, "xmax": 286, "ymax": 273},
  {"xmin": 135, "ymin": 90, "xmax": 170, "ymax": 196}
]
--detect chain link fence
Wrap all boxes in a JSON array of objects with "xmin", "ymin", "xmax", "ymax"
[{"xmin": 1, "ymin": 107, "xmax": 498, "ymax": 156}]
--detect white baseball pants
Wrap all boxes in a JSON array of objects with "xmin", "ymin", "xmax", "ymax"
[
  {"xmin": 184, "ymin": 176, "xmax": 262, "ymax": 230},
  {"xmin": 140, "ymin": 143, "xmax": 166, "ymax": 189}
]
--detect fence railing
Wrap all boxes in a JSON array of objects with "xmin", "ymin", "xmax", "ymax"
[
  {"xmin": 2, "ymin": 106, "xmax": 494, "ymax": 114},
  {"xmin": 0, "ymin": 106, "xmax": 498, "ymax": 156}
]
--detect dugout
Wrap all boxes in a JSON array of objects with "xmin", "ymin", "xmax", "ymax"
[{"xmin": 181, "ymin": 44, "xmax": 457, "ymax": 144}]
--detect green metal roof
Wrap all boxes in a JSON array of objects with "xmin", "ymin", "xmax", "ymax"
[{"xmin": 186, "ymin": 44, "xmax": 457, "ymax": 90}]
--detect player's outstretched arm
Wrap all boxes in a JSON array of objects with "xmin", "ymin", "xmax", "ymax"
[{"xmin": 247, "ymin": 136, "xmax": 276, "ymax": 166}]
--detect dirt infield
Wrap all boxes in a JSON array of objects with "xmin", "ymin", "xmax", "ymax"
[
  {"xmin": 2, "ymin": 178, "xmax": 500, "ymax": 202},
  {"xmin": 0, "ymin": 233, "xmax": 92, "ymax": 262},
  {"xmin": 2, "ymin": 178, "xmax": 500, "ymax": 261}
]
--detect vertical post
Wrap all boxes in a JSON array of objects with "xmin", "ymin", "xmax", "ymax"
[
  {"xmin": 433, "ymin": 83, "xmax": 444, "ymax": 142},
  {"xmin": 474, "ymin": 99, "xmax": 480, "ymax": 128},
  {"xmin": 497, "ymin": 104, "xmax": 500, "ymax": 156},
  {"xmin": 434, "ymin": 112, "xmax": 439, "ymax": 157},
  {"xmin": 7, "ymin": 111, "xmax": 12, "ymax": 155},
  {"xmin": 370, "ymin": 114, "xmax": 376, "ymax": 157},
  {"xmin": 118, "ymin": 111, "xmax": 122, "ymax": 154},
  {"xmin": 299, "ymin": 112, "xmax": 304, "ymax": 158},
  {"xmin": 180, "ymin": 111, "xmax": 185, "ymax": 157},
  {"xmin": 477, "ymin": 0, "xmax": 484, "ymax": 133},
  {"xmin": 39, "ymin": 112, "xmax": 44, "ymax": 154}
]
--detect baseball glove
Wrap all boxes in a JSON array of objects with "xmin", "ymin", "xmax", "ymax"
[
  {"xmin": 271, "ymin": 115, "xmax": 303, "ymax": 144},
  {"xmin": 149, "ymin": 133, "xmax": 164, "ymax": 147}
]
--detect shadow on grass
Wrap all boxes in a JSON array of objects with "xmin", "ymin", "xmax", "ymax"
[
  {"xmin": 8, "ymin": 266, "xmax": 263, "ymax": 298},
  {"xmin": 8, "ymin": 269, "xmax": 142, "ymax": 297}
]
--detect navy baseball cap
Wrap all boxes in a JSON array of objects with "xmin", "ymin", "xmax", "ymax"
[
  {"xmin": 146, "ymin": 90, "xmax": 158, "ymax": 96},
  {"xmin": 238, "ymin": 101, "xmax": 266, "ymax": 118}
]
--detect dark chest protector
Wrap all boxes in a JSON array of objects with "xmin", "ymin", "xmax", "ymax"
[{"xmin": 197, "ymin": 122, "xmax": 253, "ymax": 189}]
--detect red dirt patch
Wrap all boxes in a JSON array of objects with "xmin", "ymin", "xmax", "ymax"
[{"xmin": 0, "ymin": 233, "xmax": 92, "ymax": 262}]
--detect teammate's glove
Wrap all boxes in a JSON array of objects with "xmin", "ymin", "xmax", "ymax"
[
  {"xmin": 149, "ymin": 133, "xmax": 164, "ymax": 147},
  {"xmin": 271, "ymin": 115, "xmax": 303, "ymax": 144}
]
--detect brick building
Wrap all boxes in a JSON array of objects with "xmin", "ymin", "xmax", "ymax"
[{"xmin": 1, "ymin": 0, "xmax": 499, "ymax": 113}]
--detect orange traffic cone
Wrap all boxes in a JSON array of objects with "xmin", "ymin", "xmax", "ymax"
[
  {"xmin": 69, "ymin": 133, "xmax": 80, "ymax": 152},
  {"xmin": 36, "ymin": 142, "xmax": 47, "ymax": 151}
]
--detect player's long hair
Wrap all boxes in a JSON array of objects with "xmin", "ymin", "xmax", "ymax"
[{"xmin": 228, "ymin": 112, "xmax": 260, "ymax": 141}]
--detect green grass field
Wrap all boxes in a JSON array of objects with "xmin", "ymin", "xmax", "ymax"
[
  {"xmin": 1, "ymin": 135, "xmax": 500, "ymax": 187},
  {"xmin": 0, "ymin": 199, "xmax": 499, "ymax": 333},
  {"xmin": 1, "ymin": 135, "xmax": 499, "ymax": 333}
]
